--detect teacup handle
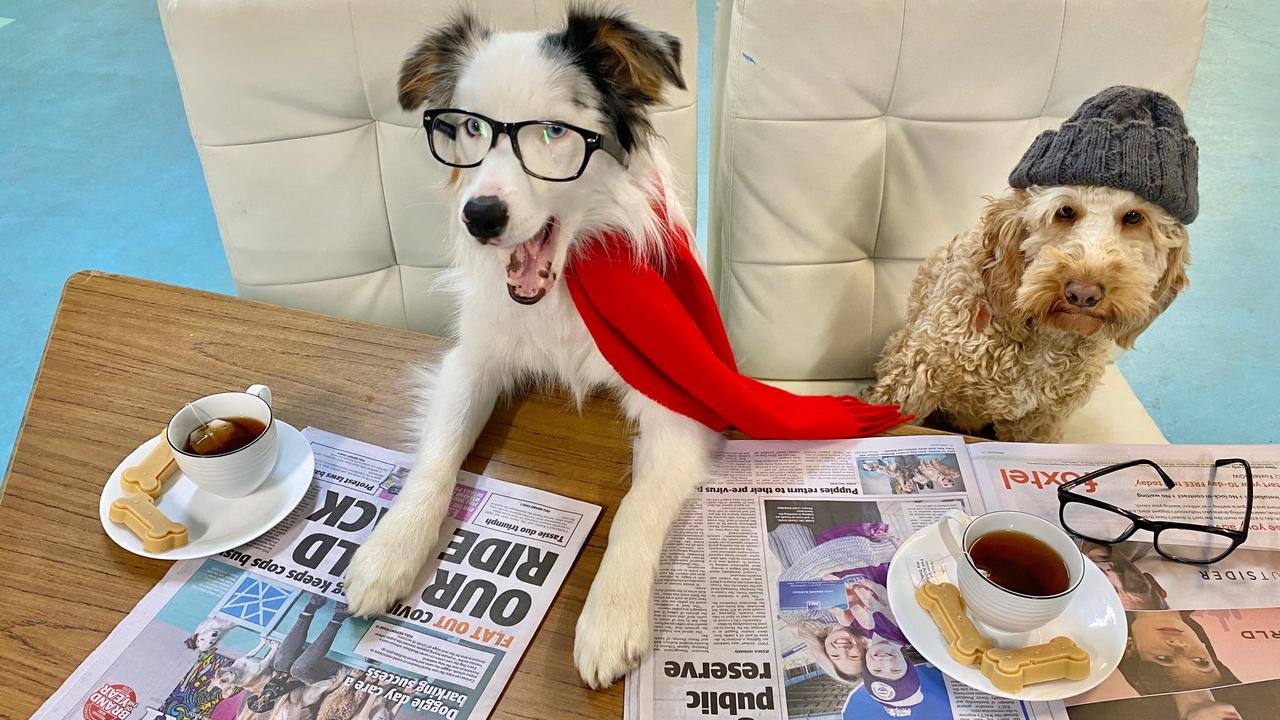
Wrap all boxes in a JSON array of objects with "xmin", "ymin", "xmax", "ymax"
[
  {"xmin": 939, "ymin": 508, "xmax": 973, "ymax": 558},
  {"xmin": 247, "ymin": 384, "xmax": 273, "ymax": 407}
]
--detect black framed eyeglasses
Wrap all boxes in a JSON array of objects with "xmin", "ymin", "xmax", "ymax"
[
  {"xmin": 421, "ymin": 109, "xmax": 628, "ymax": 182},
  {"xmin": 1057, "ymin": 458, "xmax": 1253, "ymax": 564}
]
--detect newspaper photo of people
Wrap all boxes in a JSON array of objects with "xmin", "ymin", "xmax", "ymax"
[
  {"xmin": 766, "ymin": 500, "xmax": 952, "ymax": 719},
  {"xmin": 74, "ymin": 558, "xmax": 481, "ymax": 720},
  {"xmin": 1066, "ymin": 606, "xmax": 1280, "ymax": 707},
  {"xmin": 1067, "ymin": 677, "xmax": 1280, "ymax": 720},
  {"xmin": 1081, "ymin": 541, "xmax": 1171, "ymax": 611},
  {"xmin": 1076, "ymin": 539, "xmax": 1280, "ymax": 614},
  {"xmin": 856, "ymin": 453, "xmax": 965, "ymax": 496}
]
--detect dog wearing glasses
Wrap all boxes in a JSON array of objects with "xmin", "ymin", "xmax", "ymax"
[
  {"xmin": 342, "ymin": 7, "xmax": 707, "ymax": 688},
  {"xmin": 866, "ymin": 87, "xmax": 1196, "ymax": 442}
]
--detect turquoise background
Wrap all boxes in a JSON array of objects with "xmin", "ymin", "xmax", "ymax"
[{"xmin": 2, "ymin": 0, "xmax": 1276, "ymax": 480}]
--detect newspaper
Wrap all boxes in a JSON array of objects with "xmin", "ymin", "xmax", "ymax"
[
  {"xmin": 37, "ymin": 428, "xmax": 598, "ymax": 720},
  {"xmin": 629, "ymin": 439, "xmax": 1280, "ymax": 720},
  {"xmin": 626, "ymin": 435, "xmax": 1066, "ymax": 720},
  {"xmin": 969, "ymin": 443, "xmax": 1280, "ymax": 720}
]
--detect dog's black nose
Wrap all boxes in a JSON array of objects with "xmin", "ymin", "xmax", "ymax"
[
  {"xmin": 462, "ymin": 195, "xmax": 508, "ymax": 242},
  {"xmin": 1064, "ymin": 281, "xmax": 1104, "ymax": 308}
]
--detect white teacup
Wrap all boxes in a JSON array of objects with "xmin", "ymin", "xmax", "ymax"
[
  {"xmin": 939, "ymin": 509, "xmax": 1085, "ymax": 632},
  {"xmin": 166, "ymin": 385, "xmax": 278, "ymax": 498}
]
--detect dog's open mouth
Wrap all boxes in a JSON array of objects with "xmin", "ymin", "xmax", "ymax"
[{"xmin": 506, "ymin": 218, "xmax": 557, "ymax": 305}]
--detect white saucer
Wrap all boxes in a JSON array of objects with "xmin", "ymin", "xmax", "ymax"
[
  {"xmin": 99, "ymin": 421, "xmax": 314, "ymax": 560},
  {"xmin": 887, "ymin": 520, "xmax": 1126, "ymax": 702}
]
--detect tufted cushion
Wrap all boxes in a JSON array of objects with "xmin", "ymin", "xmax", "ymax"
[
  {"xmin": 159, "ymin": 0, "xmax": 699, "ymax": 336},
  {"xmin": 709, "ymin": 0, "xmax": 1207, "ymax": 442}
]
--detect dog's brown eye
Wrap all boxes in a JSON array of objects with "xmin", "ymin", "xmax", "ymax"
[
  {"xmin": 1123, "ymin": 210, "xmax": 1143, "ymax": 225},
  {"xmin": 1055, "ymin": 205, "xmax": 1076, "ymax": 220}
]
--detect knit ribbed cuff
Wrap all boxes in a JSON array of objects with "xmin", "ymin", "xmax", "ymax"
[{"xmin": 1009, "ymin": 119, "xmax": 1199, "ymax": 224}]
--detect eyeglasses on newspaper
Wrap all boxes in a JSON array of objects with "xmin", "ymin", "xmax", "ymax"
[
  {"xmin": 1057, "ymin": 458, "xmax": 1253, "ymax": 564},
  {"xmin": 422, "ymin": 109, "xmax": 629, "ymax": 182}
]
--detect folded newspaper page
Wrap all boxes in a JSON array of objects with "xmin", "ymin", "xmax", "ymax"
[
  {"xmin": 970, "ymin": 443, "xmax": 1280, "ymax": 720},
  {"xmin": 626, "ymin": 435, "xmax": 1066, "ymax": 720},
  {"xmin": 36, "ymin": 428, "xmax": 599, "ymax": 720}
]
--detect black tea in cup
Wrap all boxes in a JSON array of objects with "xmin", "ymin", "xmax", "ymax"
[{"xmin": 968, "ymin": 530, "xmax": 1070, "ymax": 596}]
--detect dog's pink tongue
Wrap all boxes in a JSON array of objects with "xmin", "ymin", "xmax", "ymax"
[{"xmin": 506, "ymin": 228, "xmax": 554, "ymax": 303}]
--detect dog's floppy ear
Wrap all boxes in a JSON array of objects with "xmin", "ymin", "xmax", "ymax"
[
  {"xmin": 1115, "ymin": 228, "xmax": 1190, "ymax": 349},
  {"xmin": 977, "ymin": 191, "xmax": 1030, "ymax": 320},
  {"xmin": 547, "ymin": 5, "xmax": 685, "ymax": 150},
  {"xmin": 398, "ymin": 13, "xmax": 492, "ymax": 111}
]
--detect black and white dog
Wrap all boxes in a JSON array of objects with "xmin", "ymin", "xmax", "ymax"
[{"xmin": 343, "ymin": 6, "xmax": 714, "ymax": 688}]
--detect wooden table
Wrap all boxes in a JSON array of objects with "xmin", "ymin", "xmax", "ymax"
[{"xmin": 0, "ymin": 272, "xmax": 947, "ymax": 719}]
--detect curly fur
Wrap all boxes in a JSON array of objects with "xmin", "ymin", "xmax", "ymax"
[{"xmin": 866, "ymin": 185, "xmax": 1189, "ymax": 442}]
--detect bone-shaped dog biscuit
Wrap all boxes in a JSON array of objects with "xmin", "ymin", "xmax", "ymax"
[
  {"xmin": 109, "ymin": 493, "xmax": 189, "ymax": 552},
  {"xmin": 915, "ymin": 582, "xmax": 992, "ymax": 664},
  {"xmin": 120, "ymin": 436, "xmax": 178, "ymax": 499},
  {"xmin": 981, "ymin": 636, "xmax": 1090, "ymax": 693}
]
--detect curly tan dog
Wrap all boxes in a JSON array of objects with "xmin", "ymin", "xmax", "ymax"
[
  {"xmin": 866, "ymin": 186, "xmax": 1188, "ymax": 442},
  {"xmin": 867, "ymin": 86, "xmax": 1197, "ymax": 442}
]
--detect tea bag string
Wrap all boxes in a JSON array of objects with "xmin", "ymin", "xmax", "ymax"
[{"xmin": 187, "ymin": 401, "xmax": 213, "ymax": 426}]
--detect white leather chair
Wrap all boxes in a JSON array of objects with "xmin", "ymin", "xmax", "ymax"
[
  {"xmin": 158, "ymin": 0, "xmax": 699, "ymax": 336},
  {"xmin": 708, "ymin": 0, "xmax": 1209, "ymax": 443}
]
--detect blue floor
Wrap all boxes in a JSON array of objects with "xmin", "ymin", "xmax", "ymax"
[{"xmin": 1, "ymin": 1, "xmax": 1276, "ymax": 480}]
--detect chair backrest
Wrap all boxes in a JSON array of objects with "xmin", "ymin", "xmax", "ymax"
[
  {"xmin": 159, "ymin": 0, "xmax": 699, "ymax": 334},
  {"xmin": 708, "ymin": 0, "xmax": 1207, "ymax": 385}
]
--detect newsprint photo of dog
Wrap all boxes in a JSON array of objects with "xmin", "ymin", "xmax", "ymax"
[{"xmin": 867, "ymin": 87, "xmax": 1197, "ymax": 442}]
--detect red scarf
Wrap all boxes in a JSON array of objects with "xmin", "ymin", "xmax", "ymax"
[{"xmin": 564, "ymin": 200, "xmax": 908, "ymax": 440}]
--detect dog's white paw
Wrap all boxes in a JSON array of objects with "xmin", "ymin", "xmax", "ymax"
[
  {"xmin": 574, "ymin": 575, "xmax": 652, "ymax": 689},
  {"xmin": 344, "ymin": 535, "xmax": 421, "ymax": 618}
]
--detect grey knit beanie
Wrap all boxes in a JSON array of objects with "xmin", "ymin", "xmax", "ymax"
[{"xmin": 1009, "ymin": 85, "xmax": 1199, "ymax": 223}]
